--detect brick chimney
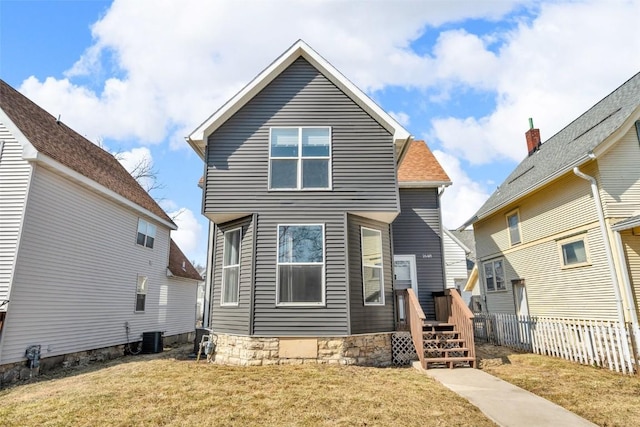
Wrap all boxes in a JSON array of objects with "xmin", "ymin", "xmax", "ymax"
[{"xmin": 525, "ymin": 118, "xmax": 541, "ymax": 156}]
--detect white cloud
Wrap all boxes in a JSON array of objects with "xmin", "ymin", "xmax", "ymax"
[
  {"xmin": 114, "ymin": 146, "xmax": 155, "ymax": 192},
  {"xmin": 389, "ymin": 111, "xmax": 411, "ymax": 127},
  {"xmin": 169, "ymin": 208, "xmax": 205, "ymax": 264},
  {"xmin": 433, "ymin": 150, "xmax": 491, "ymax": 229}
]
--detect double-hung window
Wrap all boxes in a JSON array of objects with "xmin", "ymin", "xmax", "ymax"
[
  {"xmin": 506, "ymin": 210, "xmax": 521, "ymax": 246},
  {"xmin": 221, "ymin": 228, "xmax": 241, "ymax": 305},
  {"xmin": 361, "ymin": 227, "xmax": 384, "ymax": 305},
  {"xmin": 137, "ymin": 219, "xmax": 156, "ymax": 248},
  {"xmin": 269, "ymin": 127, "xmax": 331, "ymax": 190},
  {"xmin": 277, "ymin": 225, "xmax": 324, "ymax": 305},
  {"xmin": 483, "ymin": 259, "xmax": 505, "ymax": 292},
  {"xmin": 135, "ymin": 275, "xmax": 147, "ymax": 312}
]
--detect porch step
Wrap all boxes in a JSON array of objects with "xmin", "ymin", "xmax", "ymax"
[
  {"xmin": 424, "ymin": 338, "xmax": 465, "ymax": 345},
  {"xmin": 424, "ymin": 356, "xmax": 476, "ymax": 369}
]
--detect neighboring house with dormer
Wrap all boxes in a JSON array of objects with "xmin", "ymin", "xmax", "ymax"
[
  {"xmin": 188, "ymin": 41, "xmax": 474, "ymax": 369},
  {"xmin": 0, "ymin": 80, "xmax": 201, "ymax": 380},
  {"xmin": 465, "ymin": 72, "xmax": 640, "ymax": 347}
]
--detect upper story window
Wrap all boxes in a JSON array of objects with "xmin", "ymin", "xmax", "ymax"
[
  {"xmin": 137, "ymin": 219, "xmax": 156, "ymax": 249},
  {"xmin": 361, "ymin": 227, "xmax": 384, "ymax": 305},
  {"xmin": 269, "ymin": 127, "xmax": 331, "ymax": 190},
  {"xmin": 506, "ymin": 210, "xmax": 521, "ymax": 246},
  {"xmin": 558, "ymin": 234, "xmax": 590, "ymax": 268},
  {"xmin": 221, "ymin": 228, "xmax": 241, "ymax": 306},
  {"xmin": 276, "ymin": 224, "xmax": 325, "ymax": 305},
  {"xmin": 483, "ymin": 259, "xmax": 505, "ymax": 292}
]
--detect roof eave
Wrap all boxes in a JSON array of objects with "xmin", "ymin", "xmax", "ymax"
[{"xmin": 399, "ymin": 180, "xmax": 452, "ymax": 188}]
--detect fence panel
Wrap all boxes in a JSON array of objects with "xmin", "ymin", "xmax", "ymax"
[{"xmin": 473, "ymin": 313, "xmax": 636, "ymax": 374}]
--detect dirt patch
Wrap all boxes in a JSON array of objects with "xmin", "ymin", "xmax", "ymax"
[{"xmin": 475, "ymin": 343, "xmax": 525, "ymax": 368}]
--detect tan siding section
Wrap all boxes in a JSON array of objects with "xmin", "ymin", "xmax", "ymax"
[
  {"xmin": 475, "ymin": 162, "xmax": 599, "ymax": 260},
  {"xmin": 621, "ymin": 231, "xmax": 640, "ymax": 318},
  {"xmin": 0, "ymin": 167, "xmax": 195, "ymax": 364},
  {"xmin": 0, "ymin": 124, "xmax": 31, "ymax": 304},
  {"xmin": 598, "ymin": 127, "xmax": 640, "ymax": 218}
]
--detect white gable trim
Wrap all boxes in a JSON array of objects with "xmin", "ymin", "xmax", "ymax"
[
  {"xmin": 188, "ymin": 40, "xmax": 411, "ymax": 159},
  {"xmin": 444, "ymin": 228, "xmax": 471, "ymax": 254}
]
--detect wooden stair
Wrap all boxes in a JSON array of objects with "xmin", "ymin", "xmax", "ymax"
[{"xmin": 422, "ymin": 321, "xmax": 475, "ymax": 369}]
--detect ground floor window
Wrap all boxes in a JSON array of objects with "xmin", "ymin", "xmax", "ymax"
[
  {"xmin": 135, "ymin": 275, "xmax": 147, "ymax": 312},
  {"xmin": 361, "ymin": 227, "xmax": 384, "ymax": 305},
  {"xmin": 221, "ymin": 228, "xmax": 241, "ymax": 305},
  {"xmin": 558, "ymin": 235, "xmax": 589, "ymax": 268},
  {"xmin": 483, "ymin": 259, "xmax": 505, "ymax": 292},
  {"xmin": 277, "ymin": 224, "xmax": 324, "ymax": 305}
]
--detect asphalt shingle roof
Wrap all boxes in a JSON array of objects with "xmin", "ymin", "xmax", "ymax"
[
  {"xmin": 473, "ymin": 72, "xmax": 640, "ymax": 222},
  {"xmin": 0, "ymin": 79, "xmax": 174, "ymax": 225},
  {"xmin": 398, "ymin": 140, "xmax": 451, "ymax": 184},
  {"xmin": 168, "ymin": 239, "xmax": 203, "ymax": 281}
]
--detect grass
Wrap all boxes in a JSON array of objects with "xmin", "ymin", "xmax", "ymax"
[
  {"xmin": 0, "ymin": 346, "xmax": 495, "ymax": 427},
  {"xmin": 476, "ymin": 343, "xmax": 640, "ymax": 427}
]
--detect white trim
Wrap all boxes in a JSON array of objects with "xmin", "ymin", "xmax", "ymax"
[
  {"xmin": 361, "ymin": 227, "xmax": 385, "ymax": 306},
  {"xmin": 482, "ymin": 258, "xmax": 506, "ymax": 292},
  {"xmin": 399, "ymin": 180, "xmax": 452, "ymax": 188},
  {"xmin": 188, "ymin": 40, "xmax": 411, "ymax": 159},
  {"xmin": 135, "ymin": 274, "xmax": 148, "ymax": 313},
  {"xmin": 275, "ymin": 223, "xmax": 326, "ymax": 307},
  {"xmin": 136, "ymin": 218, "xmax": 156, "ymax": 249},
  {"xmin": 268, "ymin": 126, "xmax": 332, "ymax": 190},
  {"xmin": 221, "ymin": 227, "xmax": 242, "ymax": 306},
  {"xmin": 393, "ymin": 254, "xmax": 418, "ymax": 294},
  {"xmin": 505, "ymin": 208, "xmax": 522, "ymax": 246}
]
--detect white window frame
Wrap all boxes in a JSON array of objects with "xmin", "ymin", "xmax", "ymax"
[
  {"xmin": 483, "ymin": 258, "xmax": 506, "ymax": 292},
  {"xmin": 136, "ymin": 218, "xmax": 156, "ymax": 249},
  {"xmin": 557, "ymin": 234, "xmax": 591, "ymax": 269},
  {"xmin": 268, "ymin": 127, "xmax": 332, "ymax": 191},
  {"xmin": 361, "ymin": 227, "xmax": 385, "ymax": 306},
  {"xmin": 276, "ymin": 224, "xmax": 325, "ymax": 306},
  {"xmin": 506, "ymin": 209, "xmax": 522, "ymax": 246},
  {"xmin": 221, "ymin": 228, "xmax": 241, "ymax": 306},
  {"xmin": 135, "ymin": 275, "xmax": 147, "ymax": 312}
]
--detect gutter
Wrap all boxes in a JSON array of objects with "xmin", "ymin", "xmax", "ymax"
[{"xmin": 572, "ymin": 165, "xmax": 626, "ymax": 327}]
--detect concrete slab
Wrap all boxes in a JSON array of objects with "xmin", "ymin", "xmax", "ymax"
[{"xmin": 414, "ymin": 363, "xmax": 597, "ymax": 427}]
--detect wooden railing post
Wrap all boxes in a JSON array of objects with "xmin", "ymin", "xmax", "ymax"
[
  {"xmin": 405, "ymin": 289, "xmax": 426, "ymax": 369},
  {"xmin": 444, "ymin": 289, "xmax": 476, "ymax": 367}
]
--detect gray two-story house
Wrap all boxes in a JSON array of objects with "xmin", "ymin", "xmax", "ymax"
[{"xmin": 188, "ymin": 41, "xmax": 472, "ymax": 367}]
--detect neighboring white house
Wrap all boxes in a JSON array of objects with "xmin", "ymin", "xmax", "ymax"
[
  {"xmin": 0, "ymin": 79, "xmax": 201, "ymax": 380},
  {"xmin": 443, "ymin": 229, "xmax": 470, "ymax": 291}
]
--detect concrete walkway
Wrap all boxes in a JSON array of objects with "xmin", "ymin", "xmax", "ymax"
[{"xmin": 414, "ymin": 363, "xmax": 597, "ymax": 427}]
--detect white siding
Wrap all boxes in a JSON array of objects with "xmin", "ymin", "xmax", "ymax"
[
  {"xmin": 0, "ymin": 166, "xmax": 195, "ymax": 364},
  {"xmin": 443, "ymin": 232, "xmax": 468, "ymax": 289},
  {"xmin": 0, "ymin": 124, "xmax": 31, "ymax": 305},
  {"xmin": 598, "ymin": 126, "xmax": 640, "ymax": 218}
]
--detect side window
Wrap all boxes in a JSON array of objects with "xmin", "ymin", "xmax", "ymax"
[
  {"xmin": 506, "ymin": 210, "xmax": 521, "ymax": 246},
  {"xmin": 135, "ymin": 275, "xmax": 147, "ymax": 312},
  {"xmin": 137, "ymin": 219, "xmax": 156, "ymax": 249},
  {"xmin": 558, "ymin": 235, "xmax": 589, "ymax": 268},
  {"xmin": 221, "ymin": 228, "xmax": 241, "ymax": 305},
  {"xmin": 276, "ymin": 224, "xmax": 325, "ymax": 305},
  {"xmin": 361, "ymin": 227, "xmax": 384, "ymax": 305},
  {"xmin": 269, "ymin": 127, "xmax": 331, "ymax": 190},
  {"xmin": 483, "ymin": 259, "xmax": 505, "ymax": 292}
]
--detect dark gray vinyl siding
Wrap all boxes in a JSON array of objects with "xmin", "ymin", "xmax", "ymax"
[
  {"xmin": 205, "ymin": 57, "xmax": 398, "ymax": 216},
  {"xmin": 347, "ymin": 214, "xmax": 395, "ymax": 334},
  {"xmin": 210, "ymin": 216, "xmax": 254, "ymax": 334},
  {"xmin": 252, "ymin": 211, "xmax": 348, "ymax": 336},
  {"xmin": 392, "ymin": 188, "xmax": 445, "ymax": 319}
]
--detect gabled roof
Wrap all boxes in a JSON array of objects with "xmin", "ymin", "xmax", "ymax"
[
  {"xmin": 188, "ymin": 40, "xmax": 412, "ymax": 161},
  {"xmin": 447, "ymin": 229, "xmax": 476, "ymax": 262},
  {"xmin": 468, "ymin": 72, "xmax": 640, "ymax": 225},
  {"xmin": 398, "ymin": 140, "xmax": 451, "ymax": 187},
  {"xmin": 0, "ymin": 79, "xmax": 174, "ymax": 228},
  {"xmin": 167, "ymin": 239, "xmax": 203, "ymax": 281}
]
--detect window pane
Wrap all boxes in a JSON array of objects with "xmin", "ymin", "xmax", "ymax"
[
  {"xmin": 137, "ymin": 232, "xmax": 146, "ymax": 246},
  {"xmin": 224, "ymin": 229, "xmax": 241, "ymax": 266},
  {"xmin": 301, "ymin": 128, "xmax": 330, "ymax": 156},
  {"xmin": 223, "ymin": 266, "xmax": 239, "ymax": 304},
  {"xmin": 363, "ymin": 266, "xmax": 383, "ymax": 303},
  {"xmin": 362, "ymin": 228, "xmax": 382, "ymax": 267},
  {"xmin": 494, "ymin": 260, "xmax": 505, "ymax": 290},
  {"xmin": 136, "ymin": 294, "xmax": 146, "ymax": 312},
  {"xmin": 278, "ymin": 265, "xmax": 323, "ymax": 303},
  {"xmin": 147, "ymin": 223, "xmax": 156, "ymax": 238},
  {"xmin": 508, "ymin": 214, "xmax": 520, "ymax": 244},
  {"xmin": 271, "ymin": 159, "xmax": 298, "ymax": 189},
  {"xmin": 137, "ymin": 219, "xmax": 147, "ymax": 234},
  {"xmin": 145, "ymin": 236, "xmax": 154, "ymax": 249},
  {"xmin": 484, "ymin": 263, "xmax": 495, "ymax": 291},
  {"xmin": 563, "ymin": 240, "xmax": 587, "ymax": 265},
  {"xmin": 137, "ymin": 276, "xmax": 147, "ymax": 293},
  {"xmin": 271, "ymin": 128, "xmax": 299, "ymax": 157},
  {"xmin": 302, "ymin": 159, "xmax": 329, "ymax": 188},
  {"xmin": 278, "ymin": 225, "xmax": 323, "ymax": 263}
]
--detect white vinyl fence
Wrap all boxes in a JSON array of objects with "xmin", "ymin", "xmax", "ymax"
[{"xmin": 473, "ymin": 313, "xmax": 638, "ymax": 374}]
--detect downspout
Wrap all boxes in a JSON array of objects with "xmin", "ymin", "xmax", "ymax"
[
  {"xmin": 438, "ymin": 185, "xmax": 448, "ymax": 291},
  {"xmin": 573, "ymin": 166, "xmax": 626, "ymax": 327}
]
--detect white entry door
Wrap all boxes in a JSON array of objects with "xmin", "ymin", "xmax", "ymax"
[{"xmin": 394, "ymin": 255, "xmax": 418, "ymax": 324}]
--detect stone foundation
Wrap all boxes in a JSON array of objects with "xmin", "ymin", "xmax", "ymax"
[
  {"xmin": 0, "ymin": 331, "xmax": 194, "ymax": 388},
  {"xmin": 212, "ymin": 333, "xmax": 392, "ymax": 367}
]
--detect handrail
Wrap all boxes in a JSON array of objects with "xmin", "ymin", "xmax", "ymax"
[
  {"xmin": 445, "ymin": 289, "xmax": 476, "ymax": 364},
  {"xmin": 406, "ymin": 288, "xmax": 426, "ymax": 368}
]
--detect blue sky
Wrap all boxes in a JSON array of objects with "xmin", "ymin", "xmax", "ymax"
[{"xmin": 2, "ymin": 0, "xmax": 639, "ymax": 265}]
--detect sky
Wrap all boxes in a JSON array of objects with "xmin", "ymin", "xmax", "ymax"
[{"xmin": 1, "ymin": 0, "xmax": 639, "ymax": 266}]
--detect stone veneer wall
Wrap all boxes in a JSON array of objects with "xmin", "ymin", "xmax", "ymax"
[
  {"xmin": 0, "ymin": 331, "xmax": 194, "ymax": 387},
  {"xmin": 212, "ymin": 333, "xmax": 392, "ymax": 366}
]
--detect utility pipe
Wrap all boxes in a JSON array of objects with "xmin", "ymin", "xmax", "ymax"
[{"xmin": 573, "ymin": 166, "xmax": 626, "ymax": 327}]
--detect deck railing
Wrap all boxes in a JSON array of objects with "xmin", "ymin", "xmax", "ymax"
[
  {"xmin": 442, "ymin": 289, "xmax": 476, "ymax": 363},
  {"xmin": 406, "ymin": 288, "xmax": 426, "ymax": 368}
]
